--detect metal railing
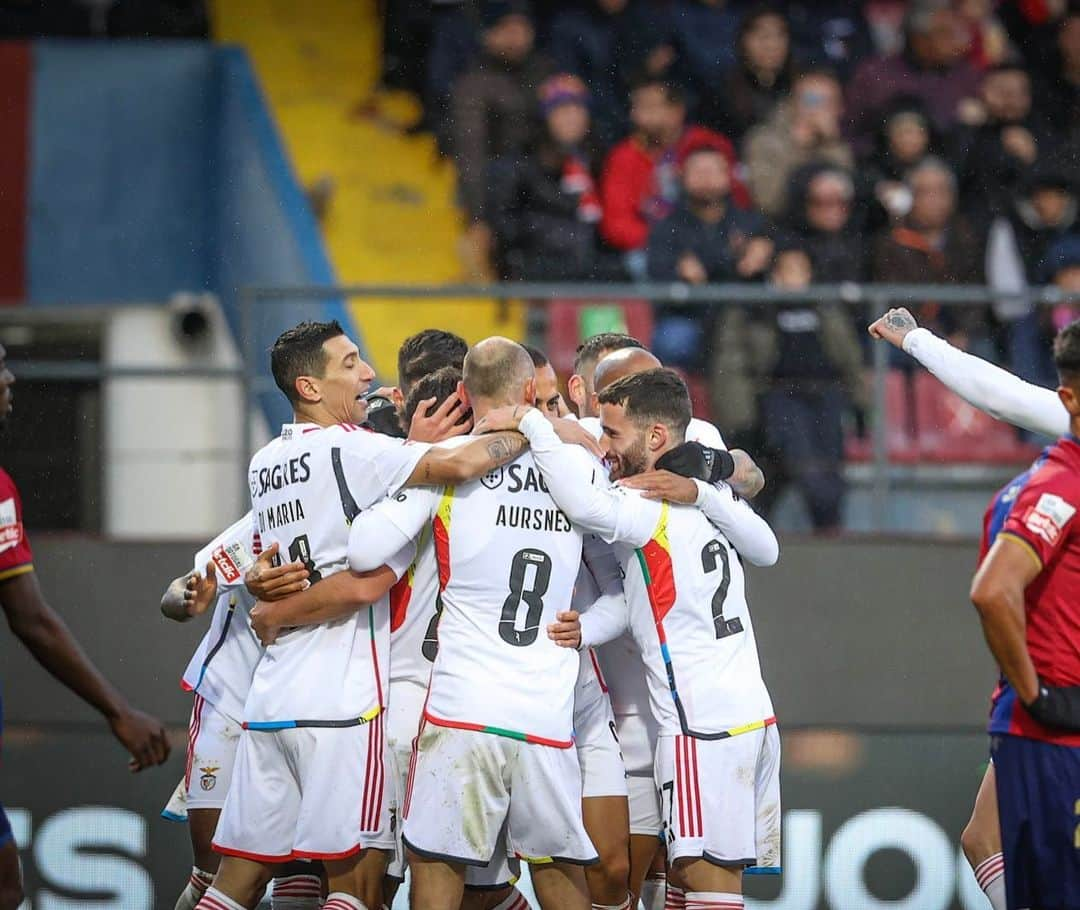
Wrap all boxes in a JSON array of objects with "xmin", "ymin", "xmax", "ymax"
[{"xmin": 241, "ymin": 282, "xmax": 1078, "ymax": 529}]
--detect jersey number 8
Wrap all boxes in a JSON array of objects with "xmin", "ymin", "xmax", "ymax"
[{"xmin": 499, "ymin": 548, "xmax": 552, "ymax": 647}]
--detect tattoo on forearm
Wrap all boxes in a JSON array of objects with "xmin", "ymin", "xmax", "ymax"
[
  {"xmin": 486, "ymin": 432, "xmax": 526, "ymax": 467},
  {"xmin": 887, "ymin": 312, "xmax": 915, "ymax": 331}
]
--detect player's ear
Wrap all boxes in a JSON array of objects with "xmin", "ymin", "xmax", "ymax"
[
  {"xmin": 1058, "ymin": 383, "xmax": 1080, "ymax": 418},
  {"xmin": 390, "ymin": 386, "xmax": 405, "ymax": 412},
  {"xmin": 523, "ymin": 376, "xmax": 537, "ymax": 407},
  {"xmin": 648, "ymin": 422, "xmax": 669, "ymax": 454},
  {"xmin": 456, "ymin": 380, "xmax": 472, "ymax": 410},
  {"xmin": 295, "ymin": 374, "xmax": 321, "ymax": 404},
  {"xmin": 567, "ymin": 374, "xmax": 586, "ymax": 414}
]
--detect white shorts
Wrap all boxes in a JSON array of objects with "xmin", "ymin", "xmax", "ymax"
[
  {"xmin": 162, "ymin": 694, "xmax": 242, "ymax": 820},
  {"xmin": 402, "ymin": 720, "xmax": 598, "ymax": 867},
  {"xmin": 214, "ymin": 714, "xmax": 393, "ymax": 862},
  {"xmin": 615, "ymin": 712, "xmax": 661, "ymax": 836},
  {"xmin": 384, "ymin": 683, "xmax": 518, "ymax": 888},
  {"xmin": 575, "ymin": 692, "xmax": 627, "ymax": 800},
  {"xmin": 655, "ymin": 724, "xmax": 781, "ymax": 869}
]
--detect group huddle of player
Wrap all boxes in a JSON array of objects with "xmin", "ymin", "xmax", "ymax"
[
  {"xmin": 156, "ymin": 310, "xmax": 1080, "ymax": 910},
  {"xmin": 159, "ymin": 324, "xmax": 780, "ymax": 910}
]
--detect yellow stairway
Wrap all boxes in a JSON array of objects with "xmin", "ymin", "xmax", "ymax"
[{"xmin": 211, "ymin": 0, "xmax": 524, "ymax": 378}]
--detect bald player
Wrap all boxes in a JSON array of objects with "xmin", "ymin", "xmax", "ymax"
[{"xmin": 568, "ymin": 335, "xmax": 646, "ymax": 421}]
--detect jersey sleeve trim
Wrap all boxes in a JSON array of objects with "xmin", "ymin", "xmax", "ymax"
[
  {"xmin": 0, "ymin": 563, "xmax": 33, "ymax": 583},
  {"xmin": 998, "ymin": 531, "xmax": 1044, "ymax": 571}
]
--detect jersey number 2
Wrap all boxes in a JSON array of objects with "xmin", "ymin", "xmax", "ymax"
[
  {"xmin": 499, "ymin": 548, "xmax": 552, "ymax": 647},
  {"xmin": 701, "ymin": 540, "xmax": 741, "ymax": 640}
]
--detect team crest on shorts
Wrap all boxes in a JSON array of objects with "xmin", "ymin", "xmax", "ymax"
[
  {"xmin": 199, "ymin": 765, "xmax": 220, "ymax": 791},
  {"xmin": 481, "ymin": 467, "xmax": 504, "ymax": 489}
]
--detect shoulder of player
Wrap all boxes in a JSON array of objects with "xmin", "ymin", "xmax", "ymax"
[{"xmin": 686, "ymin": 417, "xmax": 726, "ymax": 450}]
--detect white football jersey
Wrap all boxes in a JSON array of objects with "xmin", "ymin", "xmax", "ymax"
[
  {"xmin": 243, "ymin": 422, "xmax": 424, "ymax": 728},
  {"xmin": 387, "ymin": 523, "xmax": 440, "ymax": 688},
  {"xmin": 349, "ymin": 442, "xmax": 593, "ymax": 747},
  {"xmin": 616, "ymin": 497, "xmax": 774, "ymax": 738},
  {"xmin": 181, "ymin": 513, "xmax": 262, "ymax": 722}
]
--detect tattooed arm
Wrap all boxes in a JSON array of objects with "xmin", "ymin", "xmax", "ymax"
[{"xmin": 403, "ymin": 431, "xmax": 527, "ymax": 487}]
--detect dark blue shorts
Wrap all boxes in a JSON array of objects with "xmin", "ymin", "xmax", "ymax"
[{"xmin": 992, "ymin": 734, "xmax": 1080, "ymax": 910}]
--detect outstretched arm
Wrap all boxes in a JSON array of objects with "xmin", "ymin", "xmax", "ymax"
[
  {"xmin": 2, "ymin": 571, "xmax": 170, "ymax": 770},
  {"xmin": 349, "ymin": 487, "xmax": 438, "ymax": 573},
  {"xmin": 405, "ymin": 432, "xmax": 528, "ymax": 487},
  {"xmin": 869, "ymin": 307, "xmax": 1067, "ymax": 438}
]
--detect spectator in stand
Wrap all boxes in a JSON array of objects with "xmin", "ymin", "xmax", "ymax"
[
  {"xmin": 548, "ymin": 0, "xmax": 629, "ymax": 150},
  {"xmin": 699, "ymin": 4, "xmax": 796, "ymax": 143},
  {"xmin": 709, "ymin": 243, "xmax": 865, "ymax": 532},
  {"xmin": 846, "ymin": 2, "xmax": 981, "ymax": 154},
  {"xmin": 599, "ymin": 76, "xmax": 749, "ymax": 279},
  {"xmin": 872, "ymin": 155, "xmax": 986, "ymax": 349},
  {"xmin": 1030, "ymin": 7, "xmax": 1080, "ymax": 146},
  {"xmin": 425, "ymin": 2, "xmax": 480, "ymax": 152},
  {"xmin": 861, "ymin": 99, "xmax": 944, "ymax": 229},
  {"xmin": 955, "ymin": 0, "xmax": 1012, "ymax": 69},
  {"xmin": 646, "ymin": 144, "xmax": 772, "ymax": 368},
  {"xmin": 744, "ymin": 66, "xmax": 853, "ymax": 218},
  {"xmin": 490, "ymin": 75, "xmax": 622, "ymax": 280},
  {"xmin": 953, "ymin": 62, "xmax": 1057, "ymax": 222},
  {"xmin": 783, "ymin": 163, "xmax": 866, "ymax": 282},
  {"xmin": 669, "ymin": 0, "xmax": 743, "ymax": 113},
  {"xmin": 785, "ymin": 1, "xmax": 875, "ymax": 83},
  {"xmin": 610, "ymin": 0, "xmax": 679, "ymax": 94},
  {"xmin": 451, "ymin": 0, "xmax": 552, "ymax": 281}
]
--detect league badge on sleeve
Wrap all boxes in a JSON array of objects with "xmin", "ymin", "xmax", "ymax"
[
  {"xmin": 1024, "ymin": 493, "xmax": 1077, "ymax": 545},
  {"xmin": 0, "ymin": 497, "xmax": 23, "ymax": 555}
]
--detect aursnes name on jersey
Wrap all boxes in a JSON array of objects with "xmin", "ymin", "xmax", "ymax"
[{"xmin": 495, "ymin": 504, "xmax": 574, "ymax": 533}]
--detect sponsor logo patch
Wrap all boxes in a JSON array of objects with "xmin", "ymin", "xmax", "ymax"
[
  {"xmin": 0, "ymin": 498, "xmax": 23, "ymax": 555},
  {"xmin": 1025, "ymin": 493, "xmax": 1077, "ymax": 545}
]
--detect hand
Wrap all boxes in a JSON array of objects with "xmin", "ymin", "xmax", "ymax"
[
  {"xmin": 184, "ymin": 563, "xmax": 218, "ymax": 617},
  {"xmin": 109, "ymin": 707, "xmax": 170, "ymax": 772},
  {"xmin": 868, "ymin": 307, "xmax": 919, "ymax": 348},
  {"xmin": 408, "ymin": 393, "xmax": 473, "ymax": 443},
  {"xmin": 547, "ymin": 610, "xmax": 581, "ymax": 649},
  {"xmin": 245, "ymin": 542, "xmax": 308, "ymax": 601},
  {"xmin": 550, "ymin": 416, "xmax": 604, "ymax": 458},
  {"xmin": 656, "ymin": 441, "xmax": 734, "ymax": 484},
  {"xmin": 676, "ymin": 253, "xmax": 707, "ymax": 285},
  {"xmin": 249, "ymin": 601, "xmax": 282, "ymax": 647},
  {"xmin": 618, "ymin": 469, "xmax": 699, "ymax": 503},
  {"xmin": 1001, "ymin": 125, "xmax": 1037, "ymax": 164},
  {"xmin": 1024, "ymin": 682, "xmax": 1080, "ymax": 731},
  {"xmin": 736, "ymin": 237, "xmax": 774, "ymax": 277},
  {"xmin": 474, "ymin": 404, "xmax": 529, "ymax": 434}
]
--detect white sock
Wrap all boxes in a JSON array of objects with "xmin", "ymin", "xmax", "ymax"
[
  {"xmin": 592, "ymin": 895, "xmax": 633, "ymax": 909},
  {"xmin": 641, "ymin": 876, "xmax": 666, "ymax": 910},
  {"xmin": 195, "ymin": 887, "xmax": 247, "ymax": 910},
  {"xmin": 974, "ymin": 853, "xmax": 1007, "ymax": 910},
  {"xmin": 323, "ymin": 893, "xmax": 367, "ymax": 910},
  {"xmin": 271, "ymin": 872, "xmax": 323, "ymax": 909},
  {"xmin": 685, "ymin": 892, "xmax": 742, "ymax": 910},
  {"xmin": 491, "ymin": 888, "xmax": 530, "ymax": 910},
  {"xmin": 175, "ymin": 867, "xmax": 215, "ymax": 910},
  {"xmin": 664, "ymin": 884, "xmax": 686, "ymax": 910}
]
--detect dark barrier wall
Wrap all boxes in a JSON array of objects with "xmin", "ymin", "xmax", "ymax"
[{"xmin": 1, "ymin": 535, "xmax": 996, "ymax": 908}]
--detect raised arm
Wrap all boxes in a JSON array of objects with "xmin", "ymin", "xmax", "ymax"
[
  {"xmin": 348, "ymin": 487, "xmax": 438, "ymax": 573},
  {"xmin": 870, "ymin": 308, "xmax": 1068, "ymax": 438},
  {"xmin": 405, "ymin": 432, "xmax": 528, "ymax": 487}
]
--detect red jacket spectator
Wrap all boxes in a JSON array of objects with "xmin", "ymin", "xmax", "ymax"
[{"xmin": 599, "ymin": 126, "xmax": 750, "ymax": 252}]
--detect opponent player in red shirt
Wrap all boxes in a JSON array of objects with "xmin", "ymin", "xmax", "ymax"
[
  {"xmin": 0, "ymin": 343, "xmax": 169, "ymax": 910},
  {"xmin": 971, "ymin": 320, "xmax": 1080, "ymax": 910}
]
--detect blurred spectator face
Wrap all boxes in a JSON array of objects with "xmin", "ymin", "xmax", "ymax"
[
  {"xmin": 1061, "ymin": 15, "xmax": 1080, "ymax": 68},
  {"xmin": 1032, "ymin": 187, "xmax": 1075, "ymax": 227},
  {"xmin": 805, "ymin": 172, "xmax": 854, "ymax": 233},
  {"xmin": 484, "ymin": 14, "xmax": 535, "ymax": 63},
  {"xmin": 888, "ymin": 113, "xmax": 930, "ymax": 164},
  {"xmin": 547, "ymin": 101, "xmax": 590, "ymax": 146},
  {"xmin": 742, "ymin": 13, "xmax": 789, "ymax": 74},
  {"xmin": 909, "ymin": 164, "xmax": 956, "ymax": 230},
  {"xmin": 910, "ymin": 9, "xmax": 969, "ymax": 67},
  {"xmin": 631, "ymin": 84, "xmax": 684, "ymax": 143},
  {"xmin": 681, "ymin": 149, "xmax": 730, "ymax": 206},
  {"xmin": 981, "ymin": 69, "xmax": 1031, "ymax": 123},
  {"xmin": 1056, "ymin": 266, "xmax": 1080, "ymax": 293},
  {"xmin": 597, "ymin": 0, "xmax": 628, "ymax": 13},
  {"xmin": 770, "ymin": 249, "xmax": 813, "ymax": 288},
  {"xmin": 793, "ymin": 74, "xmax": 843, "ymax": 124}
]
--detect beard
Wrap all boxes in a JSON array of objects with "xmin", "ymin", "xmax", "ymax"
[{"xmin": 610, "ymin": 434, "xmax": 650, "ymax": 480}]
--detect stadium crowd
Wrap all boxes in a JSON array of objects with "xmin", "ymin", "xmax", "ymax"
[{"xmin": 380, "ymin": 0, "xmax": 1080, "ymax": 529}]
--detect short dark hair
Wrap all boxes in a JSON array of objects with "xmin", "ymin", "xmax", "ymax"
[
  {"xmin": 271, "ymin": 320, "xmax": 346, "ymax": 405},
  {"xmin": 522, "ymin": 344, "xmax": 550, "ymax": 368},
  {"xmin": 597, "ymin": 368, "xmax": 691, "ymax": 439},
  {"xmin": 628, "ymin": 74, "xmax": 684, "ymax": 106},
  {"xmin": 397, "ymin": 329, "xmax": 468, "ymax": 395},
  {"xmin": 1054, "ymin": 320, "xmax": 1080, "ymax": 387},
  {"xmin": 404, "ymin": 365, "xmax": 467, "ymax": 429},
  {"xmin": 573, "ymin": 332, "xmax": 644, "ymax": 376}
]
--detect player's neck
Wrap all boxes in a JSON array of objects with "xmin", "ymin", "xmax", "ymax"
[
  {"xmin": 290, "ymin": 402, "xmax": 346, "ymax": 429},
  {"xmin": 470, "ymin": 396, "xmax": 529, "ymax": 424}
]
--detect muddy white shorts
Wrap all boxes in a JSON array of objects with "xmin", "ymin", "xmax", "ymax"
[
  {"xmin": 575, "ymin": 690, "xmax": 627, "ymax": 800},
  {"xmin": 402, "ymin": 720, "xmax": 598, "ymax": 867},
  {"xmin": 616, "ymin": 712, "xmax": 661, "ymax": 835},
  {"xmin": 213, "ymin": 714, "xmax": 393, "ymax": 862},
  {"xmin": 655, "ymin": 724, "xmax": 781, "ymax": 869},
  {"xmin": 182, "ymin": 694, "xmax": 242, "ymax": 812}
]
